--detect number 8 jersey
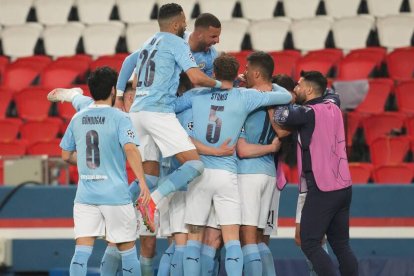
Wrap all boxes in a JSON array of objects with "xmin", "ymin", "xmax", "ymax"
[{"xmin": 60, "ymin": 105, "xmax": 140, "ymax": 205}]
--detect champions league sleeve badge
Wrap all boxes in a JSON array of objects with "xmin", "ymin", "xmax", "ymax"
[{"xmin": 127, "ymin": 129, "xmax": 135, "ymax": 139}]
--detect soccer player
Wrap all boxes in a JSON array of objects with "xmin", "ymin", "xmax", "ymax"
[
  {"xmin": 172, "ymin": 54, "xmax": 292, "ymax": 276},
  {"xmin": 236, "ymin": 52, "xmax": 286, "ymax": 276},
  {"xmin": 274, "ymin": 71, "xmax": 358, "ymax": 276},
  {"xmin": 60, "ymin": 67, "xmax": 150, "ymax": 276}
]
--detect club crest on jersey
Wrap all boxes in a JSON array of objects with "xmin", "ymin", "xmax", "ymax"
[
  {"xmin": 198, "ymin": 62, "xmax": 206, "ymax": 69},
  {"xmin": 127, "ymin": 129, "xmax": 135, "ymax": 139}
]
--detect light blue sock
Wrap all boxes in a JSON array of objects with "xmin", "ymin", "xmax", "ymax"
[
  {"xmin": 120, "ymin": 246, "xmax": 141, "ymax": 276},
  {"xmin": 101, "ymin": 246, "xmax": 121, "ymax": 276},
  {"xmin": 157, "ymin": 242, "xmax": 175, "ymax": 276},
  {"xmin": 129, "ymin": 175, "xmax": 159, "ymax": 202},
  {"xmin": 258, "ymin": 242, "xmax": 276, "ymax": 276},
  {"xmin": 69, "ymin": 245, "xmax": 92, "ymax": 276},
  {"xmin": 213, "ymin": 249, "xmax": 221, "ymax": 276},
  {"xmin": 170, "ymin": 244, "xmax": 185, "ymax": 276},
  {"xmin": 201, "ymin": 244, "xmax": 216, "ymax": 276},
  {"xmin": 183, "ymin": 240, "xmax": 202, "ymax": 276},
  {"xmin": 152, "ymin": 160, "xmax": 204, "ymax": 204},
  {"xmin": 224, "ymin": 240, "xmax": 243, "ymax": 276},
  {"xmin": 242, "ymin": 244, "xmax": 262, "ymax": 276},
  {"xmin": 140, "ymin": 255, "xmax": 154, "ymax": 276},
  {"xmin": 72, "ymin": 94, "xmax": 93, "ymax": 111}
]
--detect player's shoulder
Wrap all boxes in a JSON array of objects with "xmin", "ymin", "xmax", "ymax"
[{"xmin": 187, "ymin": 87, "xmax": 212, "ymax": 96}]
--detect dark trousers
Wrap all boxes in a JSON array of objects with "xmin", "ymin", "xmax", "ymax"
[{"xmin": 300, "ymin": 185, "xmax": 358, "ymax": 276}]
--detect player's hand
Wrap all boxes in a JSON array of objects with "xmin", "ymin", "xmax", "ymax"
[
  {"xmin": 237, "ymin": 74, "xmax": 247, "ymax": 87},
  {"xmin": 270, "ymin": 137, "xmax": 282, "ymax": 153},
  {"xmin": 138, "ymin": 182, "xmax": 151, "ymax": 206},
  {"xmin": 216, "ymin": 138, "xmax": 235, "ymax": 156},
  {"xmin": 114, "ymin": 97, "xmax": 125, "ymax": 112}
]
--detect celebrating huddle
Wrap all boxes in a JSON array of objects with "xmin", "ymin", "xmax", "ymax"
[{"xmin": 53, "ymin": 2, "xmax": 358, "ymax": 276}]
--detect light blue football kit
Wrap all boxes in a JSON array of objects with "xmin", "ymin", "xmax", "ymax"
[
  {"xmin": 175, "ymin": 86, "xmax": 291, "ymax": 276},
  {"xmin": 60, "ymin": 105, "xmax": 139, "ymax": 205}
]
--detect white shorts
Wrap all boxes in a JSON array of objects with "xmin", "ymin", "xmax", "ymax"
[
  {"xmin": 238, "ymin": 174, "xmax": 276, "ymax": 229},
  {"xmin": 264, "ymin": 186, "xmax": 281, "ymax": 236},
  {"xmin": 295, "ymin": 192, "xmax": 307, "ymax": 223},
  {"xmin": 169, "ymin": 191, "xmax": 188, "ymax": 234},
  {"xmin": 129, "ymin": 111, "xmax": 195, "ymax": 161},
  {"xmin": 74, "ymin": 203, "xmax": 137, "ymax": 243},
  {"xmin": 206, "ymin": 205, "xmax": 220, "ymax": 229},
  {"xmin": 185, "ymin": 168, "xmax": 241, "ymax": 226}
]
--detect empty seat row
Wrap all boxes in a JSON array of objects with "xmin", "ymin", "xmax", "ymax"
[{"xmin": 1, "ymin": 0, "xmax": 414, "ymax": 25}]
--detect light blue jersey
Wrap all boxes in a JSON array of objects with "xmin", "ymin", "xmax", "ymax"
[
  {"xmin": 129, "ymin": 32, "xmax": 198, "ymax": 113},
  {"xmin": 183, "ymin": 32, "xmax": 217, "ymax": 77},
  {"xmin": 173, "ymin": 87, "xmax": 292, "ymax": 173},
  {"xmin": 238, "ymin": 84, "xmax": 286, "ymax": 177},
  {"xmin": 60, "ymin": 105, "xmax": 140, "ymax": 205}
]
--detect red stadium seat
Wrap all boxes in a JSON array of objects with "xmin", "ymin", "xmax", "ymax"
[
  {"xmin": 0, "ymin": 88, "xmax": 13, "ymax": 119},
  {"xmin": 406, "ymin": 117, "xmax": 414, "ymax": 138},
  {"xmin": 0, "ymin": 140, "xmax": 28, "ymax": 156},
  {"xmin": 372, "ymin": 164, "xmax": 413, "ymax": 184},
  {"xmin": 346, "ymin": 47, "xmax": 387, "ymax": 68},
  {"xmin": 355, "ymin": 78, "xmax": 393, "ymax": 115},
  {"xmin": 20, "ymin": 118, "xmax": 62, "ymax": 146},
  {"xmin": 295, "ymin": 57, "xmax": 334, "ymax": 80},
  {"xmin": 349, "ymin": 162, "xmax": 373, "ymax": 184},
  {"xmin": 14, "ymin": 87, "xmax": 51, "ymax": 121},
  {"xmin": 361, "ymin": 112, "xmax": 406, "ymax": 144},
  {"xmin": 305, "ymin": 48, "xmax": 343, "ymax": 65},
  {"xmin": 0, "ymin": 118, "xmax": 22, "ymax": 142},
  {"xmin": 90, "ymin": 54, "xmax": 129, "ymax": 73},
  {"xmin": 14, "ymin": 55, "xmax": 52, "ymax": 71},
  {"xmin": 337, "ymin": 58, "xmax": 377, "ymax": 80},
  {"xmin": 39, "ymin": 66, "xmax": 82, "ymax": 89},
  {"xmin": 369, "ymin": 136, "xmax": 411, "ymax": 166},
  {"xmin": 281, "ymin": 162, "xmax": 291, "ymax": 183},
  {"xmin": 270, "ymin": 50, "xmax": 301, "ymax": 78},
  {"xmin": 27, "ymin": 139, "xmax": 62, "ymax": 157},
  {"xmin": 2, "ymin": 64, "xmax": 41, "ymax": 91},
  {"xmin": 395, "ymin": 80, "xmax": 414, "ymax": 115},
  {"xmin": 228, "ymin": 51, "xmax": 252, "ymax": 74},
  {"xmin": 57, "ymin": 102, "xmax": 77, "ymax": 121},
  {"xmin": 69, "ymin": 165, "xmax": 79, "ymax": 184},
  {"xmin": 290, "ymin": 165, "xmax": 299, "ymax": 185},
  {"xmin": 386, "ymin": 47, "xmax": 414, "ymax": 81},
  {"xmin": 344, "ymin": 111, "xmax": 364, "ymax": 148},
  {"xmin": 0, "ymin": 55, "xmax": 9, "ymax": 82}
]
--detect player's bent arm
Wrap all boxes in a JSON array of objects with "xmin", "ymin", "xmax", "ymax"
[
  {"xmin": 61, "ymin": 150, "xmax": 77, "ymax": 165},
  {"xmin": 186, "ymin": 68, "xmax": 232, "ymax": 89},
  {"xmin": 116, "ymin": 50, "xmax": 139, "ymax": 94},
  {"xmin": 192, "ymin": 138, "xmax": 235, "ymax": 157},
  {"xmin": 267, "ymin": 108, "xmax": 291, "ymax": 138},
  {"xmin": 236, "ymin": 137, "xmax": 280, "ymax": 159},
  {"xmin": 124, "ymin": 143, "xmax": 151, "ymax": 204}
]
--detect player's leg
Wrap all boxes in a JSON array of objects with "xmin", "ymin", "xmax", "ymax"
[
  {"xmin": 184, "ymin": 170, "xmax": 214, "ymax": 276},
  {"xmin": 157, "ymin": 237, "xmax": 175, "ymax": 276},
  {"xmin": 100, "ymin": 243, "xmax": 122, "ymax": 276},
  {"xmin": 102, "ymin": 204, "xmax": 141, "ymax": 276},
  {"xmin": 214, "ymin": 170, "xmax": 243, "ymax": 276},
  {"xmin": 70, "ymin": 203, "xmax": 105, "ymax": 276},
  {"xmin": 201, "ymin": 210, "xmax": 222, "ymax": 276}
]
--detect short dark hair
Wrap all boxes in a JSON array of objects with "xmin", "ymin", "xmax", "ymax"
[
  {"xmin": 272, "ymin": 74, "xmax": 295, "ymax": 92},
  {"xmin": 213, "ymin": 54, "xmax": 239, "ymax": 81},
  {"xmin": 177, "ymin": 72, "xmax": 193, "ymax": 96},
  {"xmin": 300, "ymin": 70, "xmax": 327, "ymax": 96},
  {"xmin": 195, "ymin": 13, "xmax": 221, "ymax": 29},
  {"xmin": 158, "ymin": 3, "xmax": 183, "ymax": 21},
  {"xmin": 87, "ymin": 67, "xmax": 117, "ymax": 101},
  {"xmin": 247, "ymin": 51, "xmax": 274, "ymax": 81}
]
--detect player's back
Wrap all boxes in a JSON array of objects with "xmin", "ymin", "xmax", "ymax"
[
  {"xmin": 237, "ymin": 108, "xmax": 277, "ymax": 177},
  {"xmin": 130, "ymin": 32, "xmax": 197, "ymax": 114},
  {"xmin": 67, "ymin": 106, "xmax": 132, "ymax": 205}
]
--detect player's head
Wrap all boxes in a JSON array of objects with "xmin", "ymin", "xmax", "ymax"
[
  {"xmin": 272, "ymin": 74, "xmax": 296, "ymax": 103},
  {"xmin": 192, "ymin": 13, "xmax": 221, "ymax": 52},
  {"xmin": 177, "ymin": 72, "xmax": 193, "ymax": 96},
  {"xmin": 87, "ymin": 66, "xmax": 118, "ymax": 105},
  {"xmin": 213, "ymin": 54, "xmax": 239, "ymax": 82},
  {"xmin": 294, "ymin": 70, "xmax": 327, "ymax": 104},
  {"xmin": 158, "ymin": 3, "xmax": 186, "ymax": 38},
  {"xmin": 245, "ymin": 51, "xmax": 274, "ymax": 88}
]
